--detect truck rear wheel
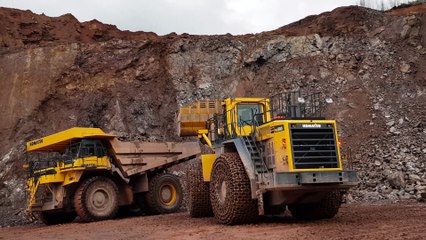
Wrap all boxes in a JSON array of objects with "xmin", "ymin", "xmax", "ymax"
[
  {"xmin": 145, "ymin": 173, "xmax": 183, "ymax": 214},
  {"xmin": 36, "ymin": 211, "xmax": 76, "ymax": 225},
  {"xmin": 187, "ymin": 160, "xmax": 213, "ymax": 218},
  {"xmin": 210, "ymin": 152, "xmax": 258, "ymax": 225},
  {"xmin": 74, "ymin": 176, "xmax": 119, "ymax": 222},
  {"xmin": 288, "ymin": 190, "xmax": 342, "ymax": 220}
]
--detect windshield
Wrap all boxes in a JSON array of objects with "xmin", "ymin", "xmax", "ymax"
[
  {"xmin": 63, "ymin": 139, "xmax": 107, "ymax": 159},
  {"xmin": 237, "ymin": 104, "xmax": 262, "ymax": 126},
  {"xmin": 64, "ymin": 142, "xmax": 81, "ymax": 159}
]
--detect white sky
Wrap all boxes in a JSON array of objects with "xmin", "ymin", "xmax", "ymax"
[{"xmin": 0, "ymin": 0, "xmax": 406, "ymax": 35}]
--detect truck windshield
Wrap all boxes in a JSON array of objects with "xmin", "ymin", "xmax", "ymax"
[
  {"xmin": 64, "ymin": 142, "xmax": 81, "ymax": 159},
  {"xmin": 63, "ymin": 139, "xmax": 107, "ymax": 159},
  {"xmin": 237, "ymin": 104, "xmax": 262, "ymax": 126}
]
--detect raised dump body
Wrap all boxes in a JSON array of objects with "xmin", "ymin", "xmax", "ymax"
[
  {"xmin": 25, "ymin": 127, "xmax": 201, "ymax": 225},
  {"xmin": 177, "ymin": 99, "xmax": 221, "ymax": 136}
]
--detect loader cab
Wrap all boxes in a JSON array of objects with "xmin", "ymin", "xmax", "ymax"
[{"xmin": 221, "ymin": 98, "xmax": 270, "ymax": 137}]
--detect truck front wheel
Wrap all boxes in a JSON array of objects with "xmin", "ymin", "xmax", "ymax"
[{"xmin": 74, "ymin": 176, "xmax": 119, "ymax": 222}]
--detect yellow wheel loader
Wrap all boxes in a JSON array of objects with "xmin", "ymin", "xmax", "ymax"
[
  {"xmin": 179, "ymin": 91, "xmax": 358, "ymax": 225},
  {"xmin": 25, "ymin": 127, "xmax": 200, "ymax": 225}
]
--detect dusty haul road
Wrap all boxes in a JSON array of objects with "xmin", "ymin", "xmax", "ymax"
[{"xmin": 0, "ymin": 203, "xmax": 425, "ymax": 240}]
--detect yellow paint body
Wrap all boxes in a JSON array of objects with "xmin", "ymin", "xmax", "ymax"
[
  {"xmin": 26, "ymin": 128, "xmax": 116, "ymax": 212},
  {"xmin": 256, "ymin": 120, "xmax": 342, "ymax": 173},
  {"xmin": 27, "ymin": 127, "xmax": 114, "ymax": 152},
  {"xmin": 178, "ymin": 100, "xmax": 221, "ymax": 136},
  {"xmin": 201, "ymin": 154, "xmax": 216, "ymax": 181},
  {"xmin": 222, "ymin": 98, "xmax": 270, "ymax": 136},
  {"xmin": 26, "ymin": 155, "xmax": 111, "ymax": 210},
  {"xmin": 25, "ymin": 127, "xmax": 202, "ymax": 215},
  {"xmin": 180, "ymin": 98, "xmax": 343, "ymax": 182}
]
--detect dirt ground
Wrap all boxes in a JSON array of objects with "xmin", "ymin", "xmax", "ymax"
[{"xmin": 0, "ymin": 203, "xmax": 425, "ymax": 240}]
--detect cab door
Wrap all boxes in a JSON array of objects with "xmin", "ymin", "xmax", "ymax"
[{"xmin": 235, "ymin": 103, "xmax": 264, "ymax": 136}]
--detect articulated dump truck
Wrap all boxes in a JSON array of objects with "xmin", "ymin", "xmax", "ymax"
[
  {"xmin": 179, "ymin": 91, "xmax": 358, "ymax": 225},
  {"xmin": 25, "ymin": 127, "xmax": 200, "ymax": 225}
]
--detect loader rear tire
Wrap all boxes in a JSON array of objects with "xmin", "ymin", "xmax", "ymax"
[
  {"xmin": 74, "ymin": 176, "xmax": 119, "ymax": 222},
  {"xmin": 36, "ymin": 211, "xmax": 76, "ymax": 225},
  {"xmin": 289, "ymin": 190, "xmax": 342, "ymax": 220},
  {"xmin": 145, "ymin": 173, "xmax": 183, "ymax": 215},
  {"xmin": 210, "ymin": 153, "xmax": 258, "ymax": 225},
  {"xmin": 187, "ymin": 160, "xmax": 213, "ymax": 218}
]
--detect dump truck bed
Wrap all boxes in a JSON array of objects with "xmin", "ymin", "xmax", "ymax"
[{"xmin": 109, "ymin": 139, "xmax": 201, "ymax": 177}]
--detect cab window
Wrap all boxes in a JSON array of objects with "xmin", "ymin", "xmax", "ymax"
[
  {"xmin": 65, "ymin": 142, "xmax": 80, "ymax": 159},
  {"xmin": 95, "ymin": 142, "xmax": 106, "ymax": 157},
  {"xmin": 237, "ymin": 104, "xmax": 262, "ymax": 126},
  {"xmin": 79, "ymin": 143, "xmax": 95, "ymax": 158}
]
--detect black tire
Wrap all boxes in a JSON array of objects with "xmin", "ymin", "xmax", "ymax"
[
  {"xmin": 288, "ymin": 191, "xmax": 342, "ymax": 220},
  {"xmin": 209, "ymin": 152, "xmax": 258, "ymax": 225},
  {"xmin": 36, "ymin": 211, "xmax": 76, "ymax": 225},
  {"xmin": 187, "ymin": 160, "xmax": 213, "ymax": 218},
  {"xmin": 145, "ymin": 173, "xmax": 183, "ymax": 215},
  {"xmin": 74, "ymin": 176, "xmax": 119, "ymax": 222}
]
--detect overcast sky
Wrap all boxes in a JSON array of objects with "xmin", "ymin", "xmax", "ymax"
[{"xmin": 0, "ymin": 0, "xmax": 404, "ymax": 35}]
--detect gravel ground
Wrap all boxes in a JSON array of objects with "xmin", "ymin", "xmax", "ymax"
[{"xmin": 0, "ymin": 202, "xmax": 425, "ymax": 240}]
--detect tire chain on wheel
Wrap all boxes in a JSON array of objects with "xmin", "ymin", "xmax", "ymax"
[
  {"xmin": 187, "ymin": 160, "xmax": 213, "ymax": 218},
  {"xmin": 74, "ymin": 176, "xmax": 119, "ymax": 222},
  {"xmin": 210, "ymin": 152, "xmax": 258, "ymax": 225},
  {"xmin": 289, "ymin": 190, "xmax": 342, "ymax": 220}
]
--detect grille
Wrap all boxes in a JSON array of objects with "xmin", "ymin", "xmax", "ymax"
[{"xmin": 290, "ymin": 124, "xmax": 339, "ymax": 169}]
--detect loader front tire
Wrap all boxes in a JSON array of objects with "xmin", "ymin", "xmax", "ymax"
[
  {"xmin": 187, "ymin": 160, "xmax": 213, "ymax": 218},
  {"xmin": 74, "ymin": 176, "xmax": 119, "ymax": 222},
  {"xmin": 289, "ymin": 190, "xmax": 342, "ymax": 220},
  {"xmin": 145, "ymin": 173, "xmax": 183, "ymax": 214},
  {"xmin": 210, "ymin": 153, "xmax": 258, "ymax": 225}
]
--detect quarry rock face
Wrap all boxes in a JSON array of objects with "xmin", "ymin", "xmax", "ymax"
[{"xmin": 0, "ymin": 4, "xmax": 425, "ymax": 226}]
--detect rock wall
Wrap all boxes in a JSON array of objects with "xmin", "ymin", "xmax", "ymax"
[{"xmin": 0, "ymin": 4, "xmax": 425, "ymax": 225}]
